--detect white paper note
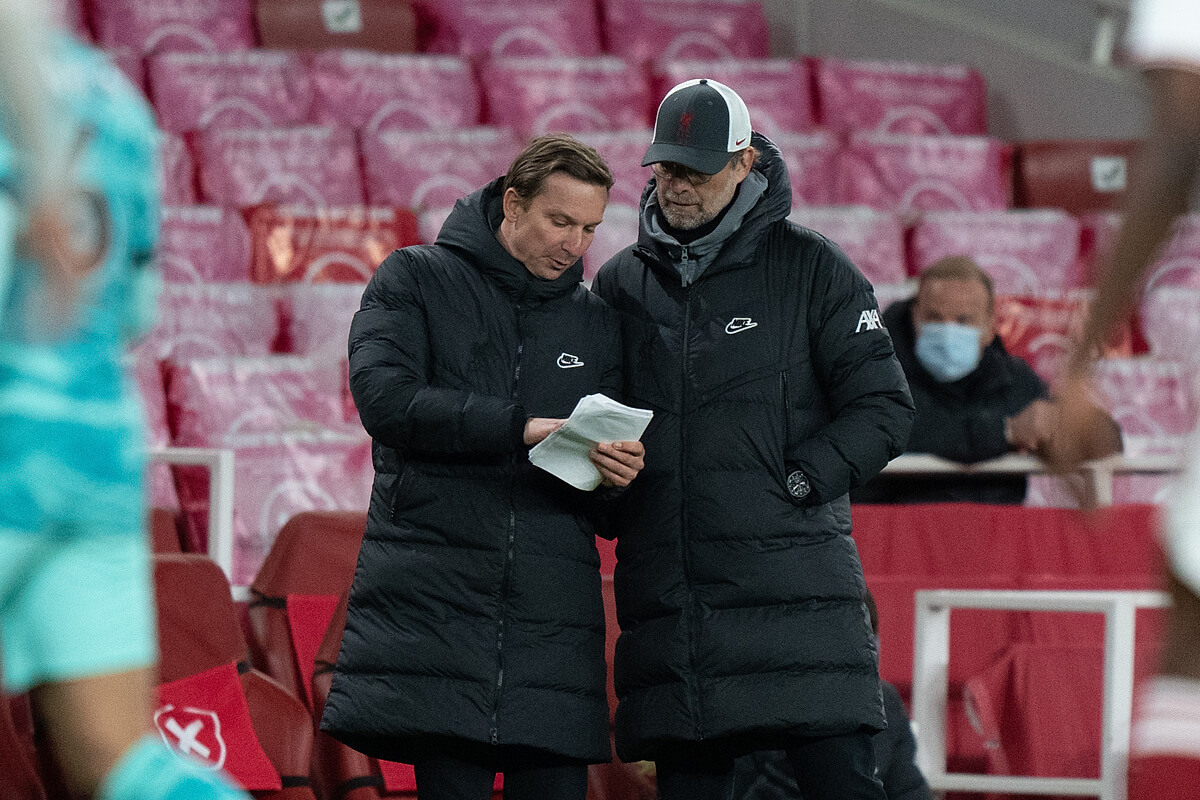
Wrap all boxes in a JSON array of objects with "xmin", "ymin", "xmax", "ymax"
[{"xmin": 528, "ymin": 393, "xmax": 653, "ymax": 491}]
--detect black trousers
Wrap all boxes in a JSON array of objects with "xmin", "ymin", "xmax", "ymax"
[
  {"xmin": 656, "ymin": 730, "xmax": 886, "ymax": 800},
  {"xmin": 413, "ymin": 743, "xmax": 589, "ymax": 800}
]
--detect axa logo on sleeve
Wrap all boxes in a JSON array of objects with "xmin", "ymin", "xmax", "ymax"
[
  {"xmin": 725, "ymin": 317, "xmax": 758, "ymax": 334},
  {"xmin": 557, "ymin": 353, "xmax": 585, "ymax": 369},
  {"xmin": 854, "ymin": 309, "xmax": 882, "ymax": 333}
]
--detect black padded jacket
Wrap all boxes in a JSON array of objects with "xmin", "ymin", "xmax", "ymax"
[
  {"xmin": 592, "ymin": 134, "xmax": 915, "ymax": 761},
  {"xmin": 321, "ymin": 178, "xmax": 620, "ymax": 764}
]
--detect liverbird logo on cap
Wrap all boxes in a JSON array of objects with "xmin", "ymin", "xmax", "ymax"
[{"xmin": 677, "ymin": 111, "xmax": 694, "ymax": 144}]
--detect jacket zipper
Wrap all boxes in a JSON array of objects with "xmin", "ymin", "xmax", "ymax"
[
  {"xmin": 491, "ymin": 336, "xmax": 523, "ymax": 744},
  {"xmin": 679, "ymin": 282, "xmax": 703, "ymax": 739},
  {"xmin": 780, "ymin": 370, "xmax": 790, "ymax": 451}
]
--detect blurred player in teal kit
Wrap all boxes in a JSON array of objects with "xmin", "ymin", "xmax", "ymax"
[{"xmin": 0, "ymin": 2, "xmax": 248, "ymax": 798}]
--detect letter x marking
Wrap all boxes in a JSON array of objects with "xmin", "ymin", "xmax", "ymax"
[{"xmin": 165, "ymin": 716, "xmax": 211, "ymax": 760}]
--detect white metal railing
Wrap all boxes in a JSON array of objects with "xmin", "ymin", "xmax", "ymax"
[
  {"xmin": 149, "ymin": 447, "xmax": 244, "ymax": 600},
  {"xmin": 882, "ymin": 452, "xmax": 1184, "ymax": 506},
  {"xmin": 912, "ymin": 589, "xmax": 1168, "ymax": 800}
]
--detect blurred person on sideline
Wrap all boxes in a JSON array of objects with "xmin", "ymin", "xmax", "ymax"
[
  {"xmin": 732, "ymin": 589, "xmax": 931, "ymax": 800},
  {"xmin": 321, "ymin": 134, "xmax": 645, "ymax": 800},
  {"xmin": 852, "ymin": 256, "xmax": 1121, "ymax": 505},
  {"xmin": 0, "ymin": 5, "xmax": 249, "ymax": 800},
  {"xmin": 593, "ymin": 78, "xmax": 914, "ymax": 800},
  {"xmin": 1051, "ymin": 0, "xmax": 1200, "ymax": 796}
]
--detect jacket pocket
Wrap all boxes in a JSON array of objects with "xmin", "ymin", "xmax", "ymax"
[{"xmin": 780, "ymin": 370, "xmax": 790, "ymax": 449}]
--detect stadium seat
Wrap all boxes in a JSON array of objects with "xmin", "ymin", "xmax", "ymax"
[
  {"xmin": 244, "ymin": 205, "xmax": 417, "ymax": 285},
  {"xmin": 814, "ymin": 57, "xmax": 988, "ymax": 135},
  {"xmin": 601, "ymin": 0, "xmax": 770, "ymax": 65},
  {"xmin": 1093, "ymin": 358, "xmax": 1198, "ymax": 440},
  {"xmin": 574, "ymin": 130, "xmax": 653, "ymax": 209},
  {"xmin": 1143, "ymin": 213, "xmax": 1200, "ymax": 291},
  {"xmin": 308, "ymin": 51, "xmax": 479, "ymax": 134},
  {"xmin": 255, "ymin": 0, "xmax": 416, "ymax": 53},
  {"xmin": 481, "ymin": 57, "xmax": 653, "ymax": 137},
  {"xmin": 361, "ymin": 127, "xmax": 520, "ymax": 212},
  {"xmin": 420, "ymin": 0, "xmax": 602, "ymax": 59},
  {"xmin": 142, "ymin": 284, "xmax": 281, "ymax": 362},
  {"xmin": 165, "ymin": 356, "xmax": 371, "ymax": 582},
  {"xmin": 417, "ymin": 207, "xmax": 454, "ymax": 247},
  {"xmin": 0, "ymin": 688, "xmax": 46, "ymax": 800},
  {"xmin": 245, "ymin": 510, "xmax": 366, "ymax": 704},
  {"xmin": 835, "ymin": 132, "xmax": 1013, "ymax": 216},
  {"xmin": 1014, "ymin": 139, "xmax": 1139, "ymax": 214},
  {"xmin": 964, "ymin": 643, "xmax": 1105, "ymax": 781},
  {"xmin": 773, "ymin": 131, "xmax": 841, "ymax": 208},
  {"xmin": 654, "ymin": 58, "xmax": 815, "ymax": 136},
  {"xmin": 127, "ymin": 350, "xmax": 181, "ymax": 511},
  {"xmin": 196, "ymin": 125, "xmax": 365, "ymax": 209},
  {"xmin": 106, "ymin": 47, "xmax": 144, "ymax": 94},
  {"xmin": 788, "ymin": 206, "xmax": 907, "ymax": 286},
  {"xmin": 1141, "ymin": 287, "xmax": 1200, "ymax": 366},
  {"xmin": 160, "ymin": 133, "xmax": 197, "ymax": 206},
  {"xmin": 278, "ymin": 283, "xmax": 366, "ymax": 360},
  {"xmin": 147, "ymin": 50, "xmax": 312, "ymax": 135},
  {"xmin": 154, "ymin": 553, "xmax": 316, "ymax": 797},
  {"xmin": 91, "ymin": 0, "xmax": 257, "ymax": 55},
  {"xmin": 158, "ymin": 206, "xmax": 253, "ymax": 284},
  {"xmin": 909, "ymin": 209, "xmax": 1082, "ymax": 293},
  {"xmin": 583, "ymin": 203, "xmax": 639, "ymax": 284}
]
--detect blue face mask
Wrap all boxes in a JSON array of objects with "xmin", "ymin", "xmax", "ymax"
[{"xmin": 915, "ymin": 321, "xmax": 983, "ymax": 383}]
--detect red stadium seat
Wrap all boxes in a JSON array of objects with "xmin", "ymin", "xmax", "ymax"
[
  {"xmin": 196, "ymin": 126, "xmax": 364, "ymax": 209},
  {"xmin": 1014, "ymin": 139, "xmax": 1139, "ymax": 214},
  {"xmin": 0, "ymin": 689, "xmax": 46, "ymax": 800},
  {"xmin": 788, "ymin": 206, "xmax": 907, "ymax": 286},
  {"xmin": 836, "ymin": 132, "xmax": 1013, "ymax": 216},
  {"xmin": 153, "ymin": 554, "xmax": 317, "ymax": 798},
  {"xmin": 91, "ymin": 0, "xmax": 257, "ymax": 56},
  {"xmin": 128, "ymin": 350, "xmax": 180, "ymax": 511},
  {"xmin": 909, "ymin": 209, "xmax": 1082, "ymax": 293},
  {"xmin": 165, "ymin": 356, "xmax": 371, "ymax": 582},
  {"xmin": 158, "ymin": 206, "xmax": 253, "ymax": 284},
  {"xmin": 574, "ymin": 130, "xmax": 653, "ymax": 209},
  {"xmin": 361, "ymin": 127, "xmax": 520, "ymax": 213},
  {"xmin": 1143, "ymin": 213, "xmax": 1200, "ymax": 291},
  {"xmin": 602, "ymin": 0, "xmax": 770, "ymax": 65},
  {"xmin": 308, "ymin": 51, "xmax": 479, "ymax": 134},
  {"xmin": 481, "ymin": 57, "xmax": 652, "ymax": 137},
  {"xmin": 654, "ymin": 58, "xmax": 815, "ymax": 136},
  {"xmin": 150, "ymin": 507, "xmax": 184, "ymax": 554},
  {"xmin": 147, "ymin": 51, "xmax": 312, "ymax": 135},
  {"xmin": 1141, "ymin": 287, "xmax": 1200, "ymax": 365},
  {"xmin": 278, "ymin": 283, "xmax": 366, "ymax": 360},
  {"xmin": 814, "ymin": 57, "xmax": 988, "ymax": 136},
  {"xmin": 244, "ymin": 205, "xmax": 418, "ymax": 285},
  {"xmin": 421, "ymin": 0, "xmax": 602, "ymax": 59},
  {"xmin": 255, "ymin": 0, "xmax": 416, "ymax": 53},
  {"xmin": 773, "ymin": 131, "xmax": 841, "ymax": 209},
  {"xmin": 245, "ymin": 511, "xmax": 367, "ymax": 703},
  {"xmin": 142, "ymin": 285, "xmax": 281, "ymax": 362},
  {"xmin": 1093, "ymin": 358, "xmax": 1199, "ymax": 440},
  {"xmin": 159, "ymin": 133, "xmax": 197, "ymax": 206},
  {"xmin": 106, "ymin": 47, "xmax": 144, "ymax": 94},
  {"xmin": 583, "ymin": 204, "xmax": 639, "ymax": 284}
]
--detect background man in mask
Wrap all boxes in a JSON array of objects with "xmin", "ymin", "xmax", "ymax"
[{"xmin": 852, "ymin": 256, "xmax": 1122, "ymax": 505}]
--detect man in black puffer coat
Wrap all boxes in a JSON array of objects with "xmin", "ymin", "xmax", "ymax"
[
  {"xmin": 593, "ymin": 80, "xmax": 914, "ymax": 800},
  {"xmin": 321, "ymin": 135, "xmax": 645, "ymax": 800}
]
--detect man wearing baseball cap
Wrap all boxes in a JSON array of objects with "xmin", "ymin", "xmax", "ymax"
[{"xmin": 593, "ymin": 79, "xmax": 914, "ymax": 800}]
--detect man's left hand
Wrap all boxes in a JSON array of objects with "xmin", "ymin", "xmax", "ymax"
[{"xmin": 589, "ymin": 441, "xmax": 645, "ymax": 488}]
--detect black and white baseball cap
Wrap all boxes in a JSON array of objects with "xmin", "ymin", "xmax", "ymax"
[{"xmin": 642, "ymin": 78, "xmax": 753, "ymax": 174}]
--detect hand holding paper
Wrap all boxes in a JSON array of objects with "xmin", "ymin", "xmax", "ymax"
[{"xmin": 529, "ymin": 394, "xmax": 653, "ymax": 491}]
